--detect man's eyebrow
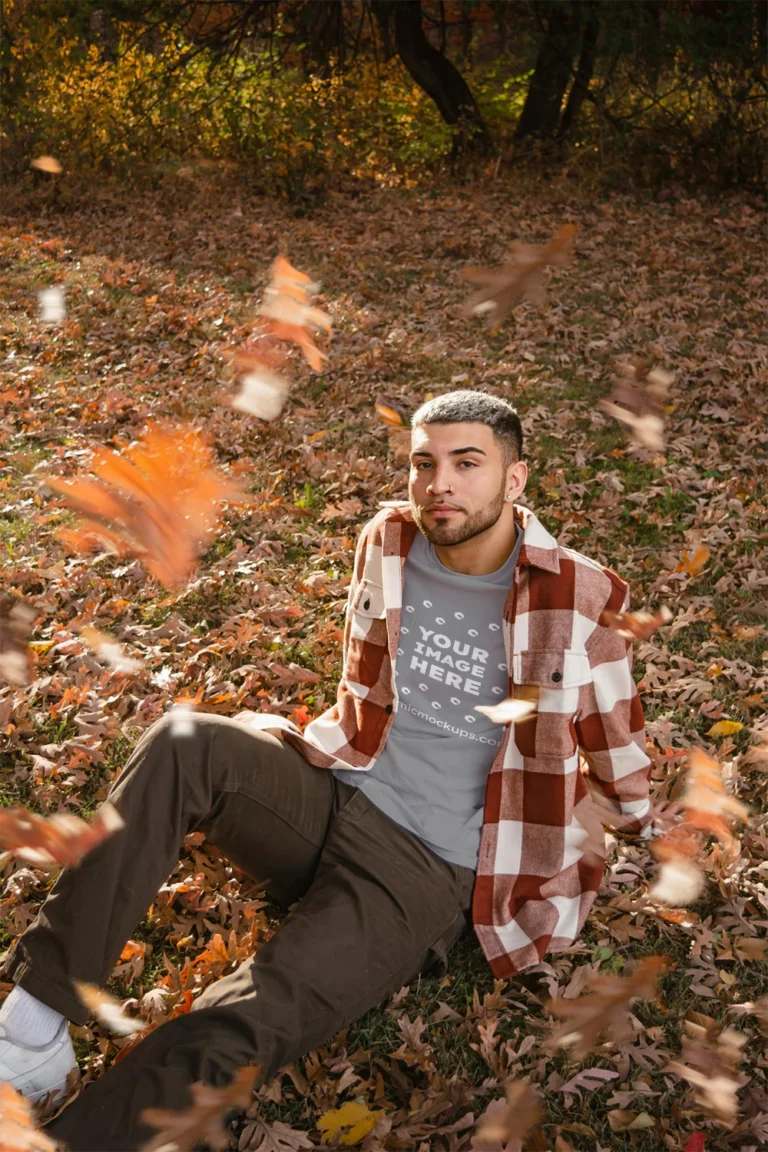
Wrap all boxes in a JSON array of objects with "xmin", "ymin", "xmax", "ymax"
[{"xmin": 410, "ymin": 446, "xmax": 488, "ymax": 459}]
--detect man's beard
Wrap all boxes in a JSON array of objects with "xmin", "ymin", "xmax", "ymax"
[{"xmin": 412, "ymin": 484, "xmax": 506, "ymax": 547}]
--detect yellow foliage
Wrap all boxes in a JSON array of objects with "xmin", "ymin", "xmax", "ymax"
[
  {"xmin": 317, "ymin": 1101, "xmax": 386, "ymax": 1146},
  {"xmin": 706, "ymin": 720, "xmax": 744, "ymax": 738}
]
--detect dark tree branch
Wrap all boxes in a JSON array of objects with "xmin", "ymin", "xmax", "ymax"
[{"xmin": 387, "ymin": 0, "xmax": 490, "ymax": 153}]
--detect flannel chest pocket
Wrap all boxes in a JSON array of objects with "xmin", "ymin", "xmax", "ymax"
[
  {"xmin": 511, "ymin": 648, "xmax": 591, "ymax": 759},
  {"xmin": 348, "ymin": 580, "xmax": 388, "ymax": 646}
]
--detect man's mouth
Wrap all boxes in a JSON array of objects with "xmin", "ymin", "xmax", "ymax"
[{"xmin": 426, "ymin": 505, "xmax": 462, "ymax": 518}]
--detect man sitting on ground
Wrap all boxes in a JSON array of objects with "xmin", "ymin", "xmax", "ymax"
[{"xmin": 0, "ymin": 390, "xmax": 652, "ymax": 1151}]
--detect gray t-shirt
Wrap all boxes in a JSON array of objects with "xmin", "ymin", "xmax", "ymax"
[{"xmin": 334, "ymin": 525, "xmax": 523, "ymax": 870}]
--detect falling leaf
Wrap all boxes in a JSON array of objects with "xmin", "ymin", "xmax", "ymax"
[
  {"xmin": 647, "ymin": 857, "xmax": 706, "ymax": 906},
  {"xmin": 80, "ymin": 625, "xmax": 144, "ymax": 673},
  {"xmin": 256, "ymin": 254, "xmax": 331, "ymax": 371},
  {"xmin": 461, "ymin": 223, "xmax": 577, "ymax": 327},
  {"xmin": 0, "ymin": 596, "xmax": 37, "ymax": 685},
  {"xmin": 545, "ymin": 956, "xmax": 668, "ymax": 1060},
  {"xmin": 232, "ymin": 367, "xmax": 291, "ymax": 421},
  {"xmin": 0, "ymin": 1082, "xmax": 59, "ymax": 1152},
  {"xmin": 139, "ymin": 1065, "xmax": 260, "ymax": 1151},
  {"xmin": 38, "ymin": 286, "xmax": 65, "ymax": 324},
  {"xmin": 471, "ymin": 1080, "xmax": 542, "ymax": 1149},
  {"xmin": 706, "ymin": 720, "xmax": 744, "ymax": 738},
  {"xmin": 316, "ymin": 1101, "xmax": 386, "ymax": 1147},
  {"xmin": 679, "ymin": 748, "xmax": 749, "ymax": 845},
  {"xmin": 168, "ymin": 701, "xmax": 197, "ymax": 737},
  {"xmin": 31, "ymin": 155, "xmax": 62, "ymax": 174},
  {"xmin": 600, "ymin": 605, "xmax": 672, "ymax": 641},
  {"xmin": 46, "ymin": 423, "xmax": 239, "ymax": 588},
  {"xmin": 260, "ymin": 318, "xmax": 328, "ymax": 372},
  {"xmin": 375, "ymin": 401, "xmax": 411, "ymax": 461},
  {"xmin": 599, "ymin": 359, "xmax": 673, "ymax": 452},
  {"xmin": 73, "ymin": 982, "xmax": 145, "ymax": 1036},
  {"xmin": 475, "ymin": 692, "xmax": 538, "ymax": 726},
  {"xmin": 0, "ymin": 802, "xmax": 124, "ymax": 870},
  {"xmin": 226, "ymin": 340, "xmax": 292, "ymax": 420},
  {"xmin": 667, "ymin": 1014, "xmax": 747, "ymax": 1126}
]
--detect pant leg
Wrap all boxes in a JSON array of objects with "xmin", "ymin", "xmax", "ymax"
[
  {"xmin": 2, "ymin": 714, "xmax": 346, "ymax": 1024},
  {"xmin": 44, "ymin": 788, "xmax": 475, "ymax": 1152}
]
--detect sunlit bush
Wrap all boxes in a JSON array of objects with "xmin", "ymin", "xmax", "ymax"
[{"xmin": 1, "ymin": 7, "xmax": 450, "ymax": 197}]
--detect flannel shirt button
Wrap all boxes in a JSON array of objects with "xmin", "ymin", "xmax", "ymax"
[
  {"xmin": 551, "ymin": 670, "xmax": 562, "ymax": 682},
  {"xmin": 385, "ymin": 704, "xmax": 393, "ymax": 713},
  {"xmin": 363, "ymin": 597, "xmax": 371, "ymax": 610}
]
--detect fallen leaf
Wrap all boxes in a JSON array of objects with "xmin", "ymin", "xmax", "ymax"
[
  {"xmin": 706, "ymin": 720, "xmax": 744, "ymax": 738},
  {"xmin": 675, "ymin": 546, "xmax": 711, "ymax": 577},
  {"xmin": 0, "ymin": 596, "xmax": 37, "ymax": 686},
  {"xmin": 607, "ymin": 1110, "xmax": 656, "ymax": 1132},
  {"xmin": 316, "ymin": 1101, "xmax": 385, "ymax": 1147}
]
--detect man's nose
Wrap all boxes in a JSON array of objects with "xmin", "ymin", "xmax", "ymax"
[{"xmin": 426, "ymin": 467, "xmax": 453, "ymax": 492}]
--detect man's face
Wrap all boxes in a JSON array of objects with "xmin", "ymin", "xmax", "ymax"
[{"xmin": 409, "ymin": 422, "xmax": 513, "ymax": 547}]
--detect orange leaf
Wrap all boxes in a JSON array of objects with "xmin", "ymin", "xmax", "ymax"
[
  {"xmin": 46, "ymin": 424, "xmax": 238, "ymax": 588},
  {"xmin": 600, "ymin": 605, "xmax": 672, "ymax": 641},
  {"xmin": 0, "ymin": 1082, "xmax": 59, "ymax": 1151},
  {"xmin": 675, "ymin": 546, "xmax": 710, "ymax": 577},
  {"xmin": 31, "ymin": 155, "xmax": 62, "ymax": 174},
  {"xmin": 0, "ymin": 802, "xmax": 125, "ymax": 870}
]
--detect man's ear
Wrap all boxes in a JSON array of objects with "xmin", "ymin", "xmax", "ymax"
[{"xmin": 506, "ymin": 459, "xmax": 528, "ymax": 500}]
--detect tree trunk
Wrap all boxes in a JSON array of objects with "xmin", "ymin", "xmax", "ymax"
[
  {"xmin": 300, "ymin": 0, "xmax": 346, "ymax": 76},
  {"xmin": 372, "ymin": 1, "xmax": 395, "ymax": 61},
  {"xmin": 516, "ymin": 1, "xmax": 580, "ymax": 139},
  {"xmin": 389, "ymin": 0, "xmax": 490, "ymax": 153},
  {"xmin": 557, "ymin": 3, "xmax": 599, "ymax": 138}
]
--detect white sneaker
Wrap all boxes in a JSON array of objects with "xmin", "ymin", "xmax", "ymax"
[{"xmin": 0, "ymin": 1018, "xmax": 78, "ymax": 1104}]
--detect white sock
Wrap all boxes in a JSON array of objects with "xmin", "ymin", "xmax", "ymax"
[{"xmin": 0, "ymin": 985, "xmax": 65, "ymax": 1047}]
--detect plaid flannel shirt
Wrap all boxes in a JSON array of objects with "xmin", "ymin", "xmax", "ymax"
[{"xmin": 276, "ymin": 501, "xmax": 652, "ymax": 978}]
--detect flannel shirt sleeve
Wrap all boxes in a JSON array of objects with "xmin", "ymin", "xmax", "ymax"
[
  {"xmin": 341, "ymin": 521, "xmax": 372, "ymax": 666},
  {"xmin": 574, "ymin": 586, "xmax": 653, "ymax": 836}
]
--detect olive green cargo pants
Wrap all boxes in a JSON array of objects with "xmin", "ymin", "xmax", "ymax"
[{"xmin": 3, "ymin": 715, "xmax": 474, "ymax": 1151}]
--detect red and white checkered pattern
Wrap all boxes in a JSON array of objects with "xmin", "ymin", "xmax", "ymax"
[{"xmin": 282, "ymin": 502, "xmax": 652, "ymax": 978}]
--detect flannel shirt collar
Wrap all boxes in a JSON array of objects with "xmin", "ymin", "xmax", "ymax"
[{"xmin": 377, "ymin": 500, "xmax": 561, "ymax": 574}]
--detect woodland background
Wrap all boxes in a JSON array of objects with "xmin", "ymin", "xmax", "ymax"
[{"xmin": 1, "ymin": 2, "xmax": 767, "ymax": 1151}]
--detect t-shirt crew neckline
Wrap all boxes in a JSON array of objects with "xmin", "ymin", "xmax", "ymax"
[{"xmin": 424, "ymin": 524, "xmax": 521, "ymax": 583}]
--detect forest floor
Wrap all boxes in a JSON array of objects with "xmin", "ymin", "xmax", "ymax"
[{"xmin": 1, "ymin": 174, "xmax": 767, "ymax": 1152}]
